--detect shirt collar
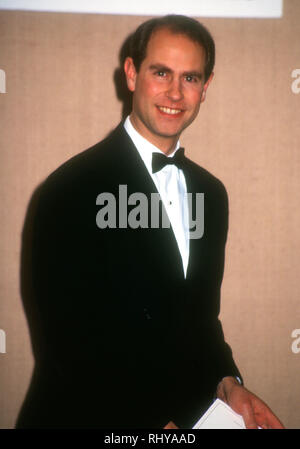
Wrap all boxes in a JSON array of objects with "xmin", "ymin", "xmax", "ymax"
[{"xmin": 123, "ymin": 116, "xmax": 180, "ymax": 174}]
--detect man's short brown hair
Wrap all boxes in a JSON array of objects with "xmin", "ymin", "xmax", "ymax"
[{"xmin": 127, "ymin": 15, "xmax": 215, "ymax": 82}]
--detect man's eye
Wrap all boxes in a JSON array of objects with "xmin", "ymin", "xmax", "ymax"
[
  {"xmin": 185, "ymin": 75, "xmax": 197, "ymax": 83},
  {"xmin": 156, "ymin": 71, "xmax": 166, "ymax": 77}
]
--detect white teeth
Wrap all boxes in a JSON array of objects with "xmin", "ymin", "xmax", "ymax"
[{"xmin": 158, "ymin": 106, "xmax": 182, "ymax": 115}]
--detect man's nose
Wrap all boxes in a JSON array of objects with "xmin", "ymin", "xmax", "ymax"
[{"xmin": 166, "ymin": 78, "xmax": 183, "ymax": 101}]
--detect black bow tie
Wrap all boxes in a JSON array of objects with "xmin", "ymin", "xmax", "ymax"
[{"xmin": 152, "ymin": 147, "xmax": 185, "ymax": 174}]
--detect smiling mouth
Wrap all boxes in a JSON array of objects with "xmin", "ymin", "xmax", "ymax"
[{"xmin": 157, "ymin": 106, "xmax": 183, "ymax": 115}]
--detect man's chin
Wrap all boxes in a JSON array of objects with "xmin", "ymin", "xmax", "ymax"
[
  {"xmin": 153, "ymin": 115, "xmax": 196, "ymax": 139},
  {"xmin": 152, "ymin": 124, "xmax": 184, "ymax": 139}
]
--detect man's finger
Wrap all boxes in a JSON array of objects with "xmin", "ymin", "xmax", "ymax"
[
  {"xmin": 163, "ymin": 421, "xmax": 178, "ymax": 429},
  {"xmin": 265, "ymin": 411, "xmax": 285, "ymax": 429},
  {"xmin": 241, "ymin": 405, "xmax": 257, "ymax": 429}
]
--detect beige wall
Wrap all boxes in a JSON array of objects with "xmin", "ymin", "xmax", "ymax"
[{"xmin": 0, "ymin": 1, "xmax": 300, "ymax": 429}]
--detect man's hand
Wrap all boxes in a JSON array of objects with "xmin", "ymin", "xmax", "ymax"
[
  {"xmin": 163, "ymin": 421, "xmax": 179, "ymax": 429},
  {"xmin": 216, "ymin": 376, "xmax": 285, "ymax": 429}
]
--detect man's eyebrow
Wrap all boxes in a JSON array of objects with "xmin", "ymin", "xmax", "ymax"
[
  {"xmin": 182, "ymin": 71, "xmax": 203, "ymax": 80},
  {"xmin": 149, "ymin": 64, "xmax": 173, "ymax": 73}
]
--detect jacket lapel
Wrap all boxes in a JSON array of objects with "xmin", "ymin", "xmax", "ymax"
[
  {"xmin": 181, "ymin": 160, "xmax": 207, "ymax": 281},
  {"xmin": 105, "ymin": 123, "xmax": 185, "ymax": 279}
]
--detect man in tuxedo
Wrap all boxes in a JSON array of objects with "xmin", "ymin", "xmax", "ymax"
[{"xmin": 17, "ymin": 15, "xmax": 283, "ymax": 429}]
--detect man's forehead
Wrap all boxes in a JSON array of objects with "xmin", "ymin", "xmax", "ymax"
[
  {"xmin": 143, "ymin": 28, "xmax": 206, "ymax": 70},
  {"xmin": 148, "ymin": 27, "xmax": 204, "ymax": 47}
]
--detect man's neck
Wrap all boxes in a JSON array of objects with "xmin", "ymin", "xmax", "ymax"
[{"xmin": 129, "ymin": 113, "xmax": 179, "ymax": 155}]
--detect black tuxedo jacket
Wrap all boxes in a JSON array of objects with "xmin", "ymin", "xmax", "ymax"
[{"xmin": 17, "ymin": 123, "xmax": 241, "ymax": 428}]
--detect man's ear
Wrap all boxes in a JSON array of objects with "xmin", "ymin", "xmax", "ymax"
[
  {"xmin": 201, "ymin": 71, "xmax": 214, "ymax": 103},
  {"xmin": 124, "ymin": 57, "xmax": 137, "ymax": 92}
]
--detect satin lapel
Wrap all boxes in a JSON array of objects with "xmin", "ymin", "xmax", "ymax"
[
  {"xmin": 181, "ymin": 160, "xmax": 207, "ymax": 281},
  {"xmin": 106, "ymin": 124, "xmax": 185, "ymax": 279}
]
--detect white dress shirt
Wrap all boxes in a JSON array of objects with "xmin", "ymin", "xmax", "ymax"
[{"xmin": 124, "ymin": 116, "xmax": 190, "ymax": 277}]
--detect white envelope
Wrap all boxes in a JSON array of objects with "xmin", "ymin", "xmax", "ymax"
[{"xmin": 192, "ymin": 399, "xmax": 246, "ymax": 429}]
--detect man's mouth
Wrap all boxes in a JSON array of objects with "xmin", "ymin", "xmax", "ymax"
[{"xmin": 157, "ymin": 106, "xmax": 184, "ymax": 116}]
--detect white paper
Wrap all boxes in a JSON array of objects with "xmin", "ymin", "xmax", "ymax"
[
  {"xmin": 192, "ymin": 399, "xmax": 246, "ymax": 429},
  {"xmin": 0, "ymin": 0, "xmax": 283, "ymax": 18}
]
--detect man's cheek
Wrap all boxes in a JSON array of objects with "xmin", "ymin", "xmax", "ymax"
[{"xmin": 146, "ymin": 81, "xmax": 164, "ymax": 98}]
